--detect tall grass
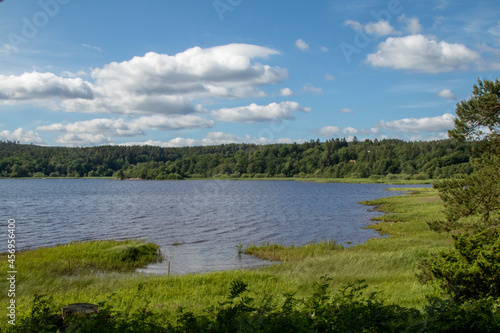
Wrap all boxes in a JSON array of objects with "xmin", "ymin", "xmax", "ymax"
[{"xmin": 245, "ymin": 239, "xmax": 344, "ymax": 261}]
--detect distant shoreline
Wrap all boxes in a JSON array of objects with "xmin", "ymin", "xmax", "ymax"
[{"xmin": 0, "ymin": 176, "xmax": 434, "ymax": 185}]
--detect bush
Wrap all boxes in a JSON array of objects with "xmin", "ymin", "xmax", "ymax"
[
  {"xmin": 412, "ymin": 173, "xmax": 430, "ymax": 180},
  {"xmin": 418, "ymin": 229, "xmax": 500, "ymax": 303}
]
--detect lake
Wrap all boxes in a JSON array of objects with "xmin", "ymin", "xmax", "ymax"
[{"xmin": 0, "ymin": 179, "xmax": 430, "ymax": 274}]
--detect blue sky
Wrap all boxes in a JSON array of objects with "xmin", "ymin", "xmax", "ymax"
[{"xmin": 0, "ymin": 0, "xmax": 499, "ymax": 147}]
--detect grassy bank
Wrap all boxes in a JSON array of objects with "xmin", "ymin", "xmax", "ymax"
[
  {"xmin": 0, "ymin": 188, "xmax": 451, "ymax": 330},
  {"xmin": 186, "ymin": 176, "xmax": 434, "ymax": 184}
]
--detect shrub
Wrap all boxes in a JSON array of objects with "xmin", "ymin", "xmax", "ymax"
[{"xmin": 418, "ymin": 229, "xmax": 500, "ymax": 303}]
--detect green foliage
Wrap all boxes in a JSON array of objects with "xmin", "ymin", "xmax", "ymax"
[
  {"xmin": 424, "ymin": 297, "xmax": 500, "ymax": 333},
  {"xmin": 418, "ymin": 229, "xmax": 500, "ymax": 302},
  {"xmin": 420, "ymin": 78, "xmax": 500, "ymax": 307},
  {"xmin": 449, "ymin": 78, "xmax": 500, "ymax": 154},
  {"xmin": 10, "ymin": 279, "xmax": 500, "ymax": 332},
  {"xmin": 431, "ymin": 155, "xmax": 500, "ymax": 233},
  {"xmin": 0, "ymin": 138, "xmax": 473, "ymax": 180}
]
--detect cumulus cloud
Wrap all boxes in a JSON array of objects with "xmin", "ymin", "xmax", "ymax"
[
  {"xmin": 318, "ymin": 126, "xmax": 340, "ymax": 137},
  {"xmin": 37, "ymin": 115, "xmax": 214, "ymax": 146},
  {"xmin": 342, "ymin": 127, "xmax": 358, "ymax": 135},
  {"xmin": 295, "ymin": 39, "xmax": 310, "ymax": 51},
  {"xmin": 398, "ymin": 15, "xmax": 423, "ymax": 34},
  {"xmin": 325, "ymin": 74, "xmax": 334, "ymax": 80},
  {"xmin": 340, "ymin": 108, "xmax": 354, "ymax": 113},
  {"xmin": 366, "ymin": 35, "xmax": 480, "ymax": 73},
  {"xmin": 375, "ymin": 113, "xmax": 455, "ymax": 133},
  {"xmin": 38, "ymin": 115, "xmax": 213, "ymax": 136},
  {"xmin": 344, "ymin": 19, "xmax": 400, "ymax": 36},
  {"xmin": 211, "ymin": 101, "xmax": 311, "ymax": 123},
  {"xmin": 320, "ymin": 46, "xmax": 329, "ymax": 53},
  {"xmin": 280, "ymin": 88, "xmax": 293, "ymax": 96},
  {"xmin": 436, "ymin": 89, "xmax": 456, "ymax": 99},
  {"xmin": 0, "ymin": 128, "xmax": 43, "ymax": 144},
  {"xmin": 0, "ymin": 72, "xmax": 94, "ymax": 100},
  {"xmin": 2, "ymin": 44, "xmax": 287, "ymax": 116},
  {"xmin": 364, "ymin": 20, "xmax": 400, "ymax": 36},
  {"xmin": 55, "ymin": 133, "xmax": 113, "ymax": 146}
]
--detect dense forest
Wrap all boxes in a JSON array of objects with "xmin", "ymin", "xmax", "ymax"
[{"xmin": 0, "ymin": 138, "xmax": 473, "ymax": 180}]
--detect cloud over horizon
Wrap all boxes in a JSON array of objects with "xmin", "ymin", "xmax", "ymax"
[
  {"xmin": 366, "ymin": 35, "xmax": 480, "ymax": 73},
  {"xmin": 211, "ymin": 101, "xmax": 311, "ymax": 123}
]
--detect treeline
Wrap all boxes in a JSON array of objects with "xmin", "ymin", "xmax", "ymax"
[{"xmin": 0, "ymin": 138, "xmax": 473, "ymax": 179}]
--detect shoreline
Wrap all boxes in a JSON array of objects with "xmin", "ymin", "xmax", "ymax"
[{"xmin": 0, "ymin": 176, "xmax": 434, "ymax": 185}]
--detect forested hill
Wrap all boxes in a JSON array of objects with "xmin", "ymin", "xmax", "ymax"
[{"xmin": 0, "ymin": 138, "xmax": 473, "ymax": 180}]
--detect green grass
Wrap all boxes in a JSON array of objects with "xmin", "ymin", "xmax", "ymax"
[
  {"xmin": 185, "ymin": 176, "xmax": 434, "ymax": 184},
  {"xmin": 245, "ymin": 239, "xmax": 344, "ymax": 261},
  {"xmin": 309, "ymin": 177, "xmax": 434, "ymax": 184},
  {"xmin": 0, "ymin": 188, "xmax": 451, "ymax": 330}
]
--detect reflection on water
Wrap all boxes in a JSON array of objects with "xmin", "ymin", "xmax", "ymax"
[{"xmin": 0, "ymin": 179, "xmax": 429, "ymax": 274}]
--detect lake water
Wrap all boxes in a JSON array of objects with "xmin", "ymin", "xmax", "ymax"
[{"xmin": 0, "ymin": 179, "xmax": 430, "ymax": 274}]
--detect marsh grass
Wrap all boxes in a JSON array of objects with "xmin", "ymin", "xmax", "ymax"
[
  {"xmin": 0, "ymin": 188, "xmax": 453, "ymax": 330},
  {"xmin": 245, "ymin": 239, "xmax": 344, "ymax": 261}
]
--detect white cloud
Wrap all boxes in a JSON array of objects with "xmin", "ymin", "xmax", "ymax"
[
  {"xmin": 325, "ymin": 74, "xmax": 334, "ymax": 80},
  {"xmin": 344, "ymin": 19, "xmax": 399, "ymax": 36},
  {"xmin": 375, "ymin": 113, "xmax": 455, "ymax": 133},
  {"xmin": 318, "ymin": 126, "xmax": 340, "ymax": 137},
  {"xmin": 82, "ymin": 44, "xmax": 103, "ymax": 52},
  {"xmin": 211, "ymin": 101, "xmax": 311, "ymax": 123},
  {"xmin": 295, "ymin": 39, "xmax": 310, "ymax": 51},
  {"xmin": 121, "ymin": 132, "xmax": 304, "ymax": 147},
  {"xmin": 408, "ymin": 132, "xmax": 449, "ymax": 141},
  {"xmin": 0, "ymin": 128, "xmax": 43, "ymax": 144},
  {"xmin": 303, "ymin": 83, "xmax": 323, "ymax": 95},
  {"xmin": 0, "ymin": 72, "xmax": 94, "ymax": 100},
  {"xmin": 436, "ymin": 89, "xmax": 456, "ymax": 99},
  {"xmin": 366, "ymin": 35, "xmax": 480, "ymax": 73},
  {"xmin": 364, "ymin": 20, "xmax": 400, "ymax": 36},
  {"xmin": 1, "ymin": 43, "xmax": 18, "ymax": 54},
  {"xmin": 55, "ymin": 133, "xmax": 113, "ymax": 146},
  {"xmin": 2, "ymin": 44, "xmax": 287, "ymax": 116},
  {"xmin": 344, "ymin": 20, "xmax": 363, "ymax": 30},
  {"xmin": 280, "ymin": 88, "xmax": 293, "ymax": 96},
  {"xmin": 342, "ymin": 127, "xmax": 358, "ymax": 135},
  {"xmin": 340, "ymin": 108, "xmax": 354, "ymax": 113},
  {"xmin": 320, "ymin": 46, "xmax": 329, "ymax": 52},
  {"xmin": 398, "ymin": 15, "xmax": 423, "ymax": 34},
  {"xmin": 38, "ymin": 118, "xmax": 142, "ymax": 137},
  {"xmin": 37, "ymin": 115, "xmax": 214, "ymax": 146}
]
